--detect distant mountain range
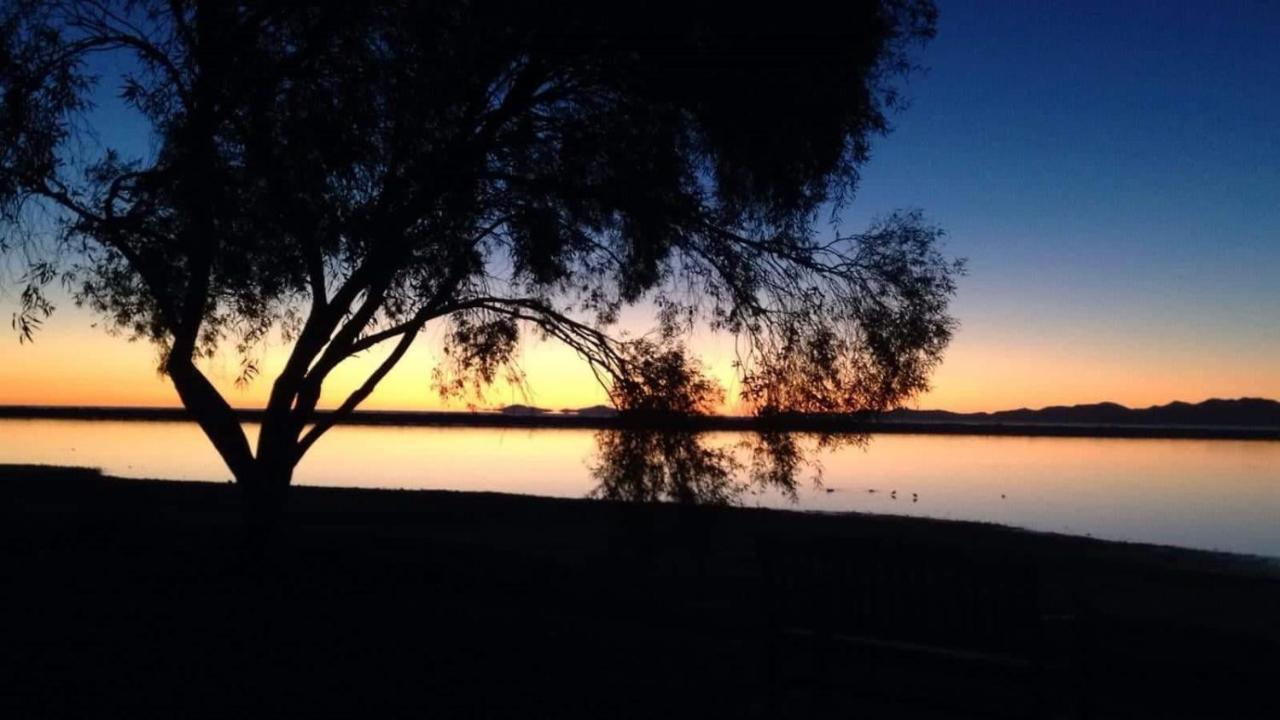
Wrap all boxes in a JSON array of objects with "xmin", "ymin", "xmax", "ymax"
[
  {"xmin": 510, "ymin": 397, "xmax": 1280, "ymax": 429},
  {"xmin": 884, "ymin": 398, "xmax": 1280, "ymax": 429}
]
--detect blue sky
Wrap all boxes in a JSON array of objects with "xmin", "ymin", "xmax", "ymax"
[{"xmin": 834, "ymin": 0, "xmax": 1280, "ymax": 407}]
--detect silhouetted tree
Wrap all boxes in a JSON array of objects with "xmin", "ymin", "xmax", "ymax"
[
  {"xmin": 589, "ymin": 342, "xmax": 829, "ymax": 504},
  {"xmin": 1, "ymin": 1, "xmax": 959, "ymax": 525},
  {"xmin": 590, "ymin": 344, "xmax": 739, "ymax": 504}
]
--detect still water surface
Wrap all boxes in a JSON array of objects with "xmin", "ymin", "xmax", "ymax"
[{"xmin": 2, "ymin": 418, "xmax": 1278, "ymax": 556}]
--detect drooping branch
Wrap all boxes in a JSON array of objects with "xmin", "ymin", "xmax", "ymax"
[{"xmin": 461, "ymin": 296, "xmax": 627, "ymax": 376}]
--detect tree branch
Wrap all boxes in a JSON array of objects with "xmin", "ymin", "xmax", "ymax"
[
  {"xmin": 294, "ymin": 310, "xmax": 430, "ymax": 459},
  {"xmin": 166, "ymin": 355, "xmax": 255, "ymax": 480},
  {"xmin": 28, "ymin": 178, "xmax": 180, "ymax": 329}
]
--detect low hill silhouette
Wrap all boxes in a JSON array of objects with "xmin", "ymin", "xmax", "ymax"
[
  {"xmin": 561, "ymin": 405, "xmax": 620, "ymax": 418},
  {"xmin": 497, "ymin": 404, "xmax": 550, "ymax": 416},
  {"xmin": 888, "ymin": 397, "xmax": 1280, "ymax": 428}
]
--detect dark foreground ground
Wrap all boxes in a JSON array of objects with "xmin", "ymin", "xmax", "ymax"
[{"xmin": 3, "ymin": 465, "xmax": 1278, "ymax": 718}]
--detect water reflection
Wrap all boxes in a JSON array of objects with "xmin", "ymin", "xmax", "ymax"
[
  {"xmin": 589, "ymin": 430, "xmax": 744, "ymax": 504},
  {"xmin": 2, "ymin": 419, "xmax": 1279, "ymax": 555},
  {"xmin": 588, "ymin": 429, "xmax": 859, "ymax": 505}
]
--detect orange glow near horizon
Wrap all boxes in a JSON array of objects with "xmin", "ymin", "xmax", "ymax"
[{"xmin": 1, "ymin": 306, "xmax": 1277, "ymax": 413}]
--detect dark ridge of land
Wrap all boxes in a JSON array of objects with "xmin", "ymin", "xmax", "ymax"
[
  {"xmin": 886, "ymin": 397, "xmax": 1280, "ymax": 429},
  {"xmin": 2, "ymin": 401, "xmax": 1279, "ymax": 440},
  {"xmin": 2, "ymin": 464, "xmax": 1278, "ymax": 718}
]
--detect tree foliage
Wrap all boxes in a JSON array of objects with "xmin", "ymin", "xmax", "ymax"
[{"xmin": 1, "ymin": 0, "xmax": 959, "ymax": 518}]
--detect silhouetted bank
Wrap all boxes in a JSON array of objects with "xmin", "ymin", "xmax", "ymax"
[
  {"xmin": 886, "ymin": 397, "xmax": 1280, "ymax": 430},
  {"xmin": 2, "ymin": 396, "xmax": 1278, "ymax": 440},
  {"xmin": 2, "ymin": 465, "xmax": 1277, "ymax": 717}
]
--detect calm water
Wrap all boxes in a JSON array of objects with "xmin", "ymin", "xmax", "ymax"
[{"xmin": 2, "ymin": 418, "xmax": 1278, "ymax": 556}]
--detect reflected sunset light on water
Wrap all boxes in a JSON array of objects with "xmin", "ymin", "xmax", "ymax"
[{"xmin": 4, "ymin": 418, "xmax": 1277, "ymax": 557}]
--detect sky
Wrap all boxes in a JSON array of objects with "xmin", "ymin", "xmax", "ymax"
[{"xmin": 1, "ymin": 0, "xmax": 1278, "ymax": 413}]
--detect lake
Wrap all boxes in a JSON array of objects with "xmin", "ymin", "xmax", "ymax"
[{"xmin": 2, "ymin": 418, "xmax": 1278, "ymax": 557}]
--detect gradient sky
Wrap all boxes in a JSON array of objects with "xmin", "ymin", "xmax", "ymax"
[{"xmin": 2, "ymin": 0, "xmax": 1278, "ymax": 412}]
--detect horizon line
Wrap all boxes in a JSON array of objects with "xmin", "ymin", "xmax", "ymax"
[{"xmin": 0, "ymin": 396, "xmax": 1276, "ymax": 417}]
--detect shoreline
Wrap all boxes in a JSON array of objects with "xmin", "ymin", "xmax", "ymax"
[
  {"xmin": 3, "ymin": 404, "xmax": 1278, "ymax": 440},
  {"xmin": 18, "ymin": 463, "xmax": 1280, "ymax": 570}
]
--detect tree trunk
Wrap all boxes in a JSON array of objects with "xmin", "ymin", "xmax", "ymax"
[
  {"xmin": 242, "ymin": 402, "xmax": 304, "ymax": 533},
  {"xmin": 238, "ymin": 460, "xmax": 294, "ymax": 542}
]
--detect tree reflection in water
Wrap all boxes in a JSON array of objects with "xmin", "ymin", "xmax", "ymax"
[
  {"xmin": 589, "ymin": 428, "xmax": 864, "ymax": 505},
  {"xmin": 589, "ymin": 430, "xmax": 741, "ymax": 504},
  {"xmin": 589, "ymin": 341, "xmax": 867, "ymax": 505}
]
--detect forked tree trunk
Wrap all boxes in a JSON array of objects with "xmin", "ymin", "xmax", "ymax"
[{"xmin": 169, "ymin": 351, "xmax": 311, "ymax": 541}]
